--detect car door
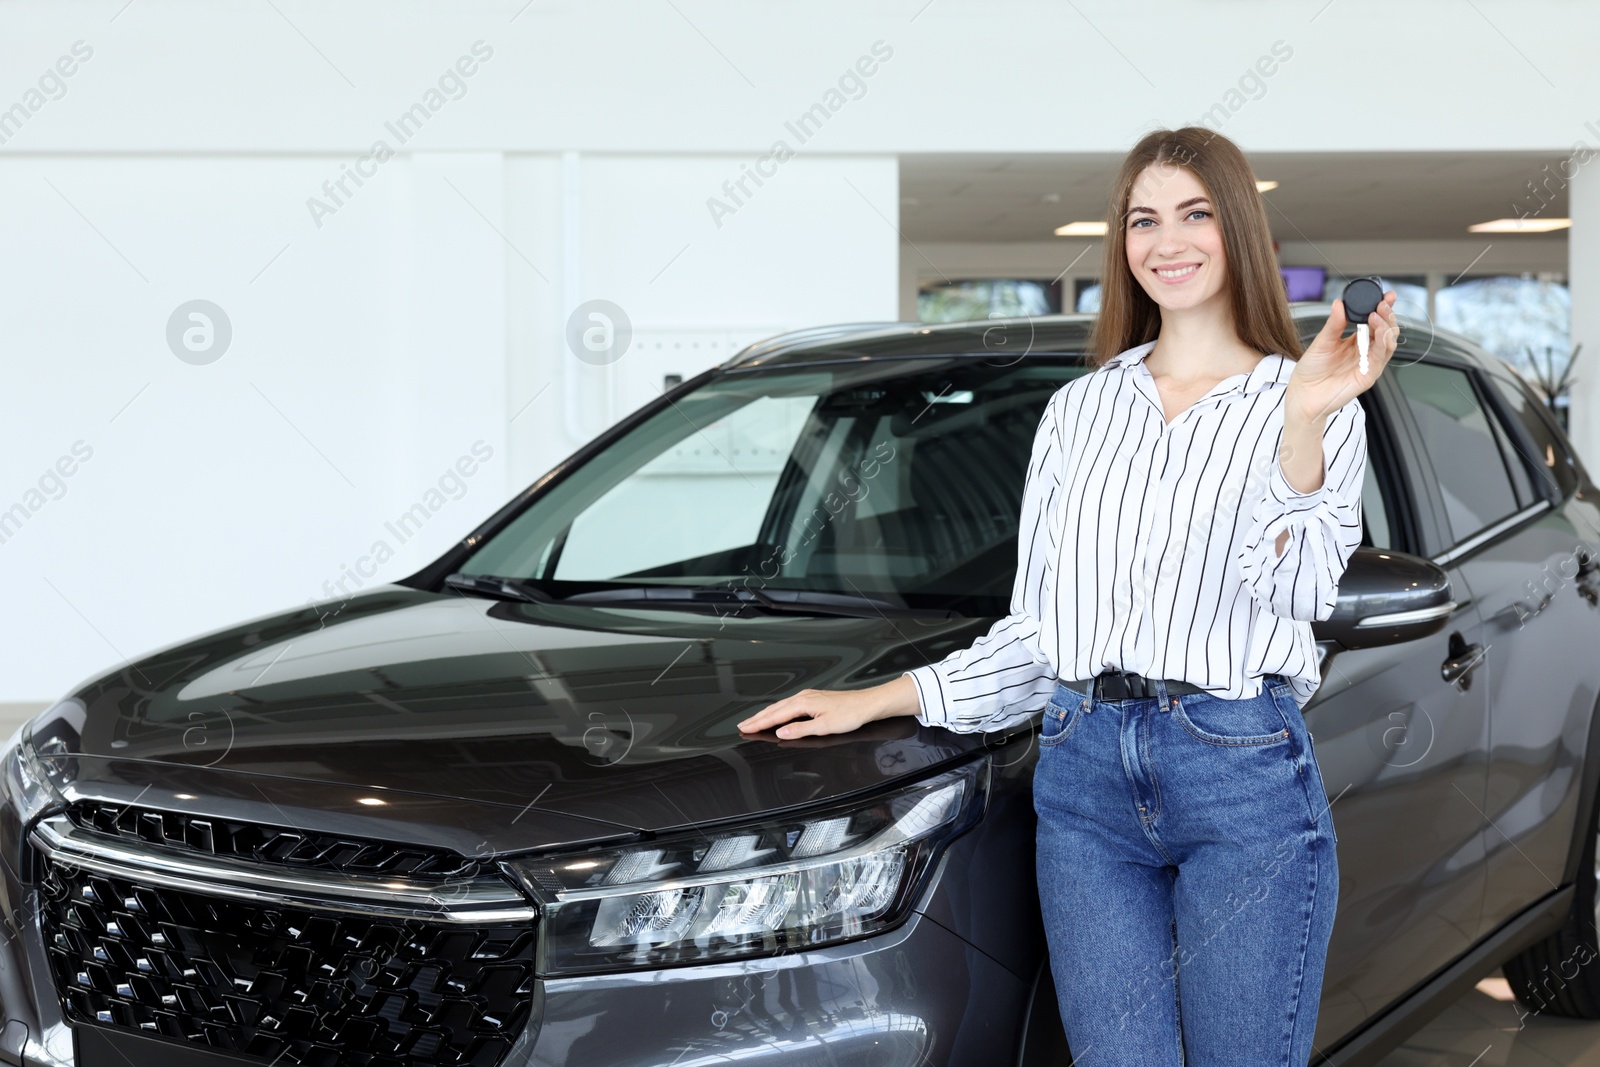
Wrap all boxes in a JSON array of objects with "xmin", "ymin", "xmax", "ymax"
[
  {"xmin": 1410, "ymin": 360, "xmax": 1600, "ymax": 938},
  {"xmin": 1297, "ymin": 341, "xmax": 1493, "ymax": 1038}
]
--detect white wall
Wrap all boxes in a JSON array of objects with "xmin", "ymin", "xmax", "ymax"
[{"xmin": 1, "ymin": 152, "xmax": 507, "ymax": 700}]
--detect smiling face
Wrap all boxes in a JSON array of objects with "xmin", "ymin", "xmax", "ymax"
[{"xmin": 1123, "ymin": 162, "xmax": 1232, "ymax": 314}]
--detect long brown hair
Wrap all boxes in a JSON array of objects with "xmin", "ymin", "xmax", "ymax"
[{"xmin": 1087, "ymin": 127, "xmax": 1302, "ymax": 369}]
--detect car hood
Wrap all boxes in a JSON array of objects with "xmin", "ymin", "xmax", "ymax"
[{"xmin": 51, "ymin": 586, "xmax": 994, "ymax": 854}]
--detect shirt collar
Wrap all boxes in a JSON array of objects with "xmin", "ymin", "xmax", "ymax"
[{"xmin": 1100, "ymin": 340, "xmax": 1295, "ymax": 396}]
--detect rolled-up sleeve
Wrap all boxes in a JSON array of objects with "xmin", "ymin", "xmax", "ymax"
[
  {"xmin": 903, "ymin": 392, "xmax": 1064, "ymax": 733},
  {"xmin": 1236, "ymin": 397, "xmax": 1367, "ymax": 623}
]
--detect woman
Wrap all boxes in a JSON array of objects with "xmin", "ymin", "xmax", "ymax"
[{"xmin": 737, "ymin": 126, "xmax": 1397, "ymax": 1065}]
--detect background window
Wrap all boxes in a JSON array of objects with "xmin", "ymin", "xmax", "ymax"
[
  {"xmin": 1436, "ymin": 274, "xmax": 1570, "ymax": 380},
  {"xmin": 918, "ymin": 279, "xmax": 1062, "ymax": 322}
]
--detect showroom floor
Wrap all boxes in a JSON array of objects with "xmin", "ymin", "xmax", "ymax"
[{"xmin": 0, "ymin": 706, "xmax": 1596, "ymax": 1063}]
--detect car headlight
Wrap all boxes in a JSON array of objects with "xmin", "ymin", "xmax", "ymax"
[
  {"xmin": 505, "ymin": 757, "xmax": 989, "ymax": 976},
  {"xmin": 1, "ymin": 701, "xmax": 81, "ymax": 828}
]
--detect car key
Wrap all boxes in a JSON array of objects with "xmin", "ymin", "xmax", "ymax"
[{"xmin": 1341, "ymin": 276, "xmax": 1385, "ymax": 376}]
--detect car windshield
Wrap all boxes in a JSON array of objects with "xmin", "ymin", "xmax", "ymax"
[{"xmin": 459, "ymin": 355, "xmax": 1090, "ymax": 616}]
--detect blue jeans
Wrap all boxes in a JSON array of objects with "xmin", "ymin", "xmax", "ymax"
[{"xmin": 1033, "ymin": 673, "xmax": 1339, "ymax": 1066}]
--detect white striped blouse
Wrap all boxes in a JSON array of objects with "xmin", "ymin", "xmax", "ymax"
[{"xmin": 904, "ymin": 339, "xmax": 1367, "ymax": 733}]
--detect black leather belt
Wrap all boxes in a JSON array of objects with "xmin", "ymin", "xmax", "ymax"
[{"xmin": 1062, "ymin": 670, "xmax": 1209, "ymax": 701}]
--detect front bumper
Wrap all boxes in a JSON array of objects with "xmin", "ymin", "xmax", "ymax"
[{"xmin": 0, "ymin": 785, "xmax": 1041, "ymax": 1067}]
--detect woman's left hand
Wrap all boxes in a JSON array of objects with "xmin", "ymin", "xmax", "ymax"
[{"xmin": 1287, "ymin": 289, "xmax": 1399, "ymax": 423}]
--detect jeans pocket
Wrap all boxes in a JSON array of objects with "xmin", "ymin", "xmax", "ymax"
[
  {"xmin": 1263, "ymin": 682, "xmax": 1340, "ymax": 845},
  {"xmin": 1172, "ymin": 685, "xmax": 1292, "ymax": 747},
  {"xmin": 1040, "ymin": 688, "xmax": 1087, "ymax": 748}
]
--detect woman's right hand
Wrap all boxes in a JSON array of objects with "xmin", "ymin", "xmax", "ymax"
[{"xmin": 737, "ymin": 674, "xmax": 922, "ymax": 739}]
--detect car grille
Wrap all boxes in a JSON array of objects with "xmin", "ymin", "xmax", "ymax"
[
  {"xmin": 38, "ymin": 856, "xmax": 537, "ymax": 1066},
  {"xmin": 66, "ymin": 799, "xmax": 486, "ymax": 879}
]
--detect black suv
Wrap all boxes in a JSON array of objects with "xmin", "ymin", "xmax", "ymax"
[{"xmin": 5, "ymin": 308, "xmax": 1600, "ymax": 1067}]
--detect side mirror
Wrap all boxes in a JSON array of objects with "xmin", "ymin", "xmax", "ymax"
[{"xmin": 1315, "ymin": 546, "xmax": 1458, "ymax": 650}]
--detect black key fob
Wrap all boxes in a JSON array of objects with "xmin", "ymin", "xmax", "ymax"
[{"xmin": 1341, "ymin": 276, "xmax": 1384, "ymax": 323}]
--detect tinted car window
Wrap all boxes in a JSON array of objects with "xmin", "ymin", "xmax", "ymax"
[
  {"xmin": 463, "ymin": 358, "xmax": 1088, "ymax": 615},
  {"xmin": 1389, "ymin": 361, "xmax": 1521, "ymax": 547},
  {"xmin": 1358, "ymin": 456, "xmax": 1393, "ymax": 551},
  {"xmin": 1482, "ymin": 372, "xmax": 1579, "ymax": 502},
  {"xmin": 1487, "ymin": 408, "xmax": 1539, "ymax": 508}
]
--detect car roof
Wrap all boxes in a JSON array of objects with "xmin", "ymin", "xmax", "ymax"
[{"xmin": 719, "ymin": 302, "xmax": 1503, "ymax": 376}]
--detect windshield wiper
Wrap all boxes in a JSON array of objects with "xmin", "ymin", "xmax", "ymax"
[
  {"xmin": 443, "ymin": 573, "xmax": 558, "ymax": 604},
  {"xmin": 446, "ymin": 575, "xmax": 956, "ymax": 619},
  {"xmin": 559, "ymin": 585, "xmax": 953, "ymax": 620}
]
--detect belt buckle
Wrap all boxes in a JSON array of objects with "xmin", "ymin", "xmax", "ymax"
[{"xmin": 1100, "ymin": 670, "xmax": 1149, "ymax": 701}]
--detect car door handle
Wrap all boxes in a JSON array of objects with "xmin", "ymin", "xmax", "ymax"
[
  {"xmin": 1487, "ymin": 595, "xmax": 1550, "ymax": 629},
  {"xmin": 1440, "ymin": 631, "xmax": 1487, "ymax": 688}
]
